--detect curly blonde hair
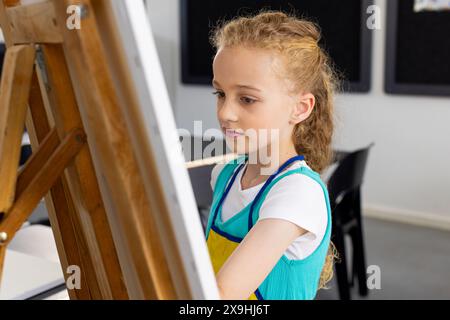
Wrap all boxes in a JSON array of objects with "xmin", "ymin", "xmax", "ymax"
[{"xmin": 210, "ymin": 10, "xmax": 341, "ymax": 291}]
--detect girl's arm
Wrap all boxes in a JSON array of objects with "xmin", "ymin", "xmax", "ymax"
[{"xmin": 216, "ymin": 218, "xmax": 308, "ymax": 300}]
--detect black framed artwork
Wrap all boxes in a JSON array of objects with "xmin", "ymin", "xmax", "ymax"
[
  {"xmin": 385, "ymin": 0, "xmax": 450, "ymax": 96},
  {"xmin": 180, "ymin": 0, "xmax": 373, "ymax": 93}
]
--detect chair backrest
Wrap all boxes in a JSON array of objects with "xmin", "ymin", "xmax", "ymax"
[
  {"xmin": 188, "ymin": 164, "xmax": 215, "ymax": 210},
  {"xmin": 327, "ymin": 143, "xmax": 374, "ymax": 207}
]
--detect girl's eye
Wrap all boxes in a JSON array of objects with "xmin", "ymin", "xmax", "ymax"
[
  {"xmin": 240, "ymin": 96, "xmax": 256, "ymax": 105},
  {"xmin": 212, "ymin": 91, "xmax": 225, "ymax": 99}
]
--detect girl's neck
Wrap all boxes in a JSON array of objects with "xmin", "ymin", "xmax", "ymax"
[{"xmin": 241, "ymin": 143, "xmax": 299, "ymax": 190}]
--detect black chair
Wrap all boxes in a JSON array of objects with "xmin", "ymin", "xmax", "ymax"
[
  {"xmin": 183, "ymin": 135, "xmax": 229, "ymax": 232},
  {"xmin": 20, "ymin": 143, "xmax": 32, "ymax": 166},
  {"xmin": 188, "ymin": 163, "xmax": 216, "ymax": 232},
  {"xmin": 328, "ymin": 143, "xmax": 374, "ymax": 300}
]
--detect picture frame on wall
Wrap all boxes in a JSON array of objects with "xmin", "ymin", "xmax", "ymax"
[
  {"xmin": 180, "ymin": 0, "xmax": 374, "ymax": 93},
  {"xmin": 385, "ymin": 0, "xmax": 450, "ymax": 96}
]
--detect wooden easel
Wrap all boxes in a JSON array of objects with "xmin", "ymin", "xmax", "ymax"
[{"xmin": 0, "ymin": 0, "xmax": 219, "ymax": 300}]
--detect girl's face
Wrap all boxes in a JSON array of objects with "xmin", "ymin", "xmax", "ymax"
[{"xmin": 212, "ymin": 46, "xmax": 306, "ymax": 156}]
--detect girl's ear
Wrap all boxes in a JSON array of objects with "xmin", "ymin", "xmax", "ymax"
[{"xmin": 289, "ymin": 93, "xmax": 315, "ymax": 125}]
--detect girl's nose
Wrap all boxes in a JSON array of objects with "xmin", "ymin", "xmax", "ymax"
[{"xmin": 218, "ymin": 100, "xmax": 239, "ymax": 123}]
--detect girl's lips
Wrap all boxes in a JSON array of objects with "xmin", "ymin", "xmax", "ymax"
[{"xmin": 223, "ymin": 128, "xmax": 244, "ymax": 137}]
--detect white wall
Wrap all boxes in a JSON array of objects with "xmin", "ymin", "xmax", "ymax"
[{"xmin": 147, "ymin": 0, "xmax": 450, "ymax": 227}]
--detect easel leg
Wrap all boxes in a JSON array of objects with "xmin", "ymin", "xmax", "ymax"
[
  {"xmin": 0, "ymin": 246, "xmax": 5, "ymax": 286},
  {"xmin": 26, "ymin": 68, "xmax": 99, "ymax": 299},
  {"xmin": 38, "ymin": 44, "xmax": 128, "ymax": 299},
  {"xmin": 16, "ymin": 128, "xmax": 59, "ymax": 197},
  {"xmin": 0, "ymin": 45, "xmax": 35, "ymax": 215},
  {"xmin": 0, "ymin": 128, "xmax": 86, "ymax": 243},
  {"xmin": 0, "ymin": 1, "xmax": 111, "ymax": 299}
]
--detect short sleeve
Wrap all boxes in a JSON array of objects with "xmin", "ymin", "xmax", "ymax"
[
  {"xmin": 258, "ymin": 173, "xmax": 328, "ymax": 241},
  {"xmin": 210, "ymin": 163, "xmax": 226, "ymax": 191}
]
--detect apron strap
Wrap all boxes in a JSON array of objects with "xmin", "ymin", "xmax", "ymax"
[
  {"xmin": 210, "ymin": 154, "xmax": 306, "ymax": 232},
  {"xmin": 247, "ymin": 155, "xmax": 305, "ymax": 231},
  {"xmin": 210, "ymin": 155, "xmax": 248, "ymax": 228}
]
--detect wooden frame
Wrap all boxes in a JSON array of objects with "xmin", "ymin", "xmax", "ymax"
[{"xmin": 0, "ymin": 0, "xmax": 219, "ymax": 299}]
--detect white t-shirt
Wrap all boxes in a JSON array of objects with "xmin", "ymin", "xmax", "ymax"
[{"xmin": 210, "ymin": 160, "xmax": 328, "ymax": 260}]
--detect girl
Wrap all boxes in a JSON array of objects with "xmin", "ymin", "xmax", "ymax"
[{"xmin": 205, "ymin": 11, "xmax": 339, "ymax": 300}]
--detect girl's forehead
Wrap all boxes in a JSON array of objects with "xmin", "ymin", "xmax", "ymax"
[{"xmin": 213, "ymin": 46, "xmax": 286, "ymax": 88}]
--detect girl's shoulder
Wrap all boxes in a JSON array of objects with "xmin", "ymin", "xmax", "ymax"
[
  {"xmin": 268, "ymin": 164, "xmax": 326, "ymax": 199},
  {"xmin": 258, "ymin": 163, "xmax": 329, "ymax": 242}
]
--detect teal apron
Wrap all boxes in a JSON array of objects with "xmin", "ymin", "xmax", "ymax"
[{"xmin": 206, "ymin": 154, "xmax": 332, "ymax": 300}]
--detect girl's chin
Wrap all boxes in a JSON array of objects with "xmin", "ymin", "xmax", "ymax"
[
  {"xmin": 225, "ymin": 141, "xmax": 263, "ymax": 156},
  {"xmin": 225, "ymin": 136, "xmax": 248, "ymax": 154},
  {"xmin": 225, "ymin": 136, "xmax": 274, "ymax": 153}
]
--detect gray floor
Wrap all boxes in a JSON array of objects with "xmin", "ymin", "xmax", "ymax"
[{"xmin": 316, "ymin": 216, "xmax": 450, "ymax": 300}]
